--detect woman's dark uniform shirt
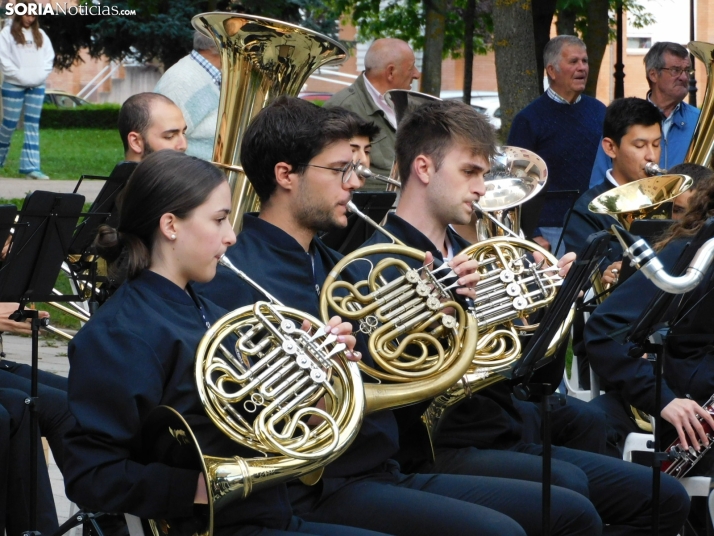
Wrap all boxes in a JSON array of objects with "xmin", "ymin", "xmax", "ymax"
[
  {"xmin": 64, "ymin": 270, "xmax": 293, "ymax": 529},
  {"xmin": 194, "ymin": 214, "xmax": 400, "ymax": 486},
  {"xmin": 585, "ymin": 237, "xmax": 714, "ymax": 413}
]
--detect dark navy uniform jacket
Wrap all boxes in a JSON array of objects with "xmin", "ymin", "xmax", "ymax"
[
  {"xmin": 585, "ymin": 237, "xmax": 714, "ymax": 414},
  {"xmin": 361, "ymin": 213, "xmax": 526, "ymax": 464},
  {"xmin": 194, "ymin": 214, "xmax": 400, "ymax": 485},
  {"xmin": 65, "ymin": 270, "xmax": 293, "ymax": 530},
  {"xmin": 563, "ymin": 180, "xmax": 622, "ymax": 267}
]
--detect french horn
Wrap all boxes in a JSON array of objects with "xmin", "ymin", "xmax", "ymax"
[
  {"xmin": 144, "ymin": 256, "xmax": 364, "ymax": 536},
  {"xmin": 333, "ymin": 204, "xmax": 570, "ymax": 442}
]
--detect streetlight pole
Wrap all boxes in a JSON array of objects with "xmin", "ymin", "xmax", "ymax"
[{"xmin": 689, "ymin": 0, "xmax": 697, "ymax": 106}]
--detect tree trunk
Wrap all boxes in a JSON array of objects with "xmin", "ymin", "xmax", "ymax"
[
  {"xmin": 556, "ymin": 8, "xmax": 576, "ymax": 36},
  {"xmin": 583, "ymin": 0, "xmax": 609, "ymax": 98},
  {"xmin": 492, "ymin": 0, "xmax": 540, "ymax": 138},
  {"xmin": 462, "ymin": 0, "xmax": 476, "ymax": 104},
  {"xmin": 531, "ymin": 0, "xmax": 556, "ymax": 94},
  {"xmin": 421, "ymin": 0, "xmax": 447, "ymax": 96}
]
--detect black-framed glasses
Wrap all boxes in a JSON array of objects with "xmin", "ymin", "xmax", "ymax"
[
  {"xmin": 299, "ymin": 160, "xmax": 361, "ymax": 183},
  {"xmin": 659, "ymin": 66, "xmax": 695, "ymax": 78}
]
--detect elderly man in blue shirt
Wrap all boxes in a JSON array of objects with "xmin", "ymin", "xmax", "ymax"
[{"xmin": 589, "ymin": 42, "xmax": 699, "ymax": 187}]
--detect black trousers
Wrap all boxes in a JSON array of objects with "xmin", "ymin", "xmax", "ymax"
[
  {"xmin": 0, "ymin": 388, "xmax": 58, "ymax": 536},
  {"xmin": 289, "ymin": 461, "xmax": 601, "ymax": 536},
  {"xmin": 0, "ymin": 360, "xmax": 73, "ymax": 473},
  {"xmin": 226, "ymin": 517, "xmax": 390, "ymax": 536},
  {"xmin": 514, "ymin": 394, "xmax": 611, "ymax": 455},
  {"xmin": 416, "ymin": 441, "xmax": 689, "ymax": 535},
  {"xmin": 513, "ymin": 442, "xmax": 690, "ymax": 536}
]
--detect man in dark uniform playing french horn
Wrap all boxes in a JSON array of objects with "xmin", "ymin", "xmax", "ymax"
[
  {"xmin": 358, "ymin": 98, "xmax": 690, "ymax": 536},
  {"xmin": 196, "ymin": 95, "xmax": 604, "ymax": 536}
]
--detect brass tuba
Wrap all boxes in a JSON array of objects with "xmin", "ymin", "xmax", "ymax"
[
  {"xmin": 685, "ymin": 41, "xmax": 714, "ymax": 168},
  {"xmin": 193, "ymin": 12, "xmax": 348, "ymax": 232}
]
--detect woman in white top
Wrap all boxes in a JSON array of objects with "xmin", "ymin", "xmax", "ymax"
[{"xmin": 0, "ymin": 0, "xmax": 55, "ymax": 179}]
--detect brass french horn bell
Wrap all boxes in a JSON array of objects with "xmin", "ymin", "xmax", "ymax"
[
  {"xmin": 588, "ymin": 174, "xmax": 694, "ymax": 230},
  {"xmin": 193, "ymin": 12, "xmax": 348, "ymax": 232}
]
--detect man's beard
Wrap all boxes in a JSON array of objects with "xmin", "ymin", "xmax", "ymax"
[
  {"xmin": 295, "ymin": 180, "xmax": 347, "ymax": 234},
  {"xmin": 142, "ymin": 138, "xmax": 156, "ymax": 157}
]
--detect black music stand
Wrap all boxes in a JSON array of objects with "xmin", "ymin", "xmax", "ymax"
[
  {"xmin": 0, "ymin": 191, "xmax": 84, "ymax": 536},
  {"xmin": 320, "ymin": 192, "xmax": 396, "ymax": 254},
  {"xmin": 613, "ymin": 217, "xmax": 714, "ymax": 535},
  {"xmin": 0, "ymin": 205, "xmax": 18, "ymax": 251},
  {"xmin": 66, "ymin": 163, "xmax": 137, "ymax": 312},
  {"xmin": 510, "ymin": 230, "xmax": 611, "ymax": 536}
]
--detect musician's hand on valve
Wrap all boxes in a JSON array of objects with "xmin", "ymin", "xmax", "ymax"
[
  {"xmin": 300, "ymin": 316, "xmax": 360, "ymax": 362},
  {"xmin": 601, "ymin": 261, "xmax": 622, "ymax": 286},
  {"xmin": 661, "ymin": 398, "xmax": 714, "ymax": 451},
  {"xmin": 450, "ymin": 252, "xmax": 480, "ymax": 299}
]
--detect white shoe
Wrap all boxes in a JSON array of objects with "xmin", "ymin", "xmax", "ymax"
[{"xmin": 26, "ymin": 170, "xmax": 50, "ymax": 180}]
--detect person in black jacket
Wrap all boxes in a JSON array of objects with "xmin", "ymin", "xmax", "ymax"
[
  {"xmin": 359, "ymin": 98, "xmax": 689, "ymax": 536},
  {"xmin": 585, "ymin": 179, "xmax": 714, "ymax": 461},
  {"xmin": 64, "ymin": 149, "xmax": 383, "ymax": 536},
  {"xmin": 195, "ymin": 96, "xmax": 604, "ymax": 536}
]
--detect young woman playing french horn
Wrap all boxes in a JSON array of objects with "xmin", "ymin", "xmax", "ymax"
[{"xmin": 62, "ymin": 150, "xmax": 383, "ymax": 536}]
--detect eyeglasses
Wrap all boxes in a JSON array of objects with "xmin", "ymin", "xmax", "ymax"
[
  {"xmin": 659, "ymin": 67, "xmax": 695, "ymax": 78},
  {"xmin": 299, "ymin": 160, "xmax": 361, "ymax": 183}
]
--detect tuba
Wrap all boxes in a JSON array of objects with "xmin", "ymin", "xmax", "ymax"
[
  {"xmin": 193, "ymin": 12, "xmax": 348, "ymax": 232},
  {"xmin": 144, "ymin": 251, "xmax": 479, "ymax": 536},
  {"xmin": 685, "ymin": 41, "xmax": 714, "ymax": 168}
]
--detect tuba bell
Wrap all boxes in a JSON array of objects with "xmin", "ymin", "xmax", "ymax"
[{"xmin": 193, "ymin": 12, "xmax": 348, "ymax": 232}]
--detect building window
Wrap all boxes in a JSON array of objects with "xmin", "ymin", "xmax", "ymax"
[{"xmin": 627, "ymin": 37, "xmax": 652, "ymax": 50}]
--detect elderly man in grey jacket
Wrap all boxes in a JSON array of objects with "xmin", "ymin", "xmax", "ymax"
[{"xmin": 325, "ymin": 38, "xmax": 420, "ymax": 188}]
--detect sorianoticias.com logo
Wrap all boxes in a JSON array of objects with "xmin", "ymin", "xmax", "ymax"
[{"xmin": 4, "ymin": 2, "xmax": 136, "ymax": 16}]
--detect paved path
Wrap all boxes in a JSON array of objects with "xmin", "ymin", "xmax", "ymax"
[
  {"xmin": 0, "ymin": 178, "xmax": 104, "ymax": 202},
  {"xmin": 3, "ymin": 332, "xmax": 78, "ymax": 533}
]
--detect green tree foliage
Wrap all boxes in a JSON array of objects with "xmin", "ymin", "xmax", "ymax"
[
  {"xmin": 328, "ymin": 0, "xmax": 493, "ymax": 58},
  {"xmin": 41, "ymin": 0, "xmax": 339, "ymax": 71}
]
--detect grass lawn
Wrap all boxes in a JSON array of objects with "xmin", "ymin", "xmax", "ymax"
[{"xmin": 0, "ymin": 128, "xmax": 123, "ymax": 180}]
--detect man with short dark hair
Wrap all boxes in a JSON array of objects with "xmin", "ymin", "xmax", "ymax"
[
  {"xmin": 117, "ymin": 92, "xmax": 187, "ymax": 162},
  {"xmin": 196, "ymin": 96, "xmax": 603, "ymax": 536},
  {"xmin": 366, "ymin": 98, "xmax": 689, "ymax": 536},
  {"xmin": 154, "ymin": 31, "xmax": 221, "ymax": 160},
  {"xmin": 563, "ymin": 97, "xmax": 662, "ymax": 266},
  {"xmin": 325, "ymin": 38, "xmax": 420, "ymax": 184},
  {"xmin": 589, "ymin": 42, "xmax": 700, "ymax": 187},
  {"xmin": 508, "ymin": 35, "xmax": 606, "ymax": 256}
]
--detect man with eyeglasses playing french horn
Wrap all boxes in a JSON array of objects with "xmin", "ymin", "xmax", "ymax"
[
  {"xmin": 196, "ymin": 95, "xmax": 606, "ymax": 536},
  {"xmin": 356, "ymin": 98, "xmax": 690, "ymax": 536}
]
